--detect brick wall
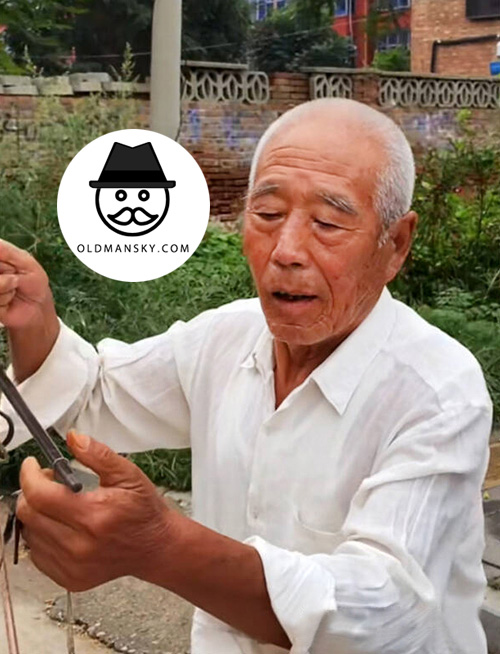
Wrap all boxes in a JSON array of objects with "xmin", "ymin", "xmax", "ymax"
[
  {"xmin": 0, "ymin": 70, "xmax": 497, "ymax": 221},
  {"xmin": 412, "ymin": 0, "xmax": 500, "ymax": 75},
  {"xmin": 180, "ymin": 73, "xmax": 309, "ymax": 218}
]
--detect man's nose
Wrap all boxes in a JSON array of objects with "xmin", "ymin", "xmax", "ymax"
[{"xmin": 270, "ymin": 215, "xmax": 309, "ymax": 268}]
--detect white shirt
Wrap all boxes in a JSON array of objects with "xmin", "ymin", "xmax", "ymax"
[{"xmin": 3, "ymin": 288, "xmax": 493, "ymax": 654}]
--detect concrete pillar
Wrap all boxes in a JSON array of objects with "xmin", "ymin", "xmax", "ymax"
[{"xmin": 150, "ymin": 0, "xmax": 182, "ymax": 138}]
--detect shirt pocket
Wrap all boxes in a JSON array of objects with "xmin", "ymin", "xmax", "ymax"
[{"xmin": 292, "ymin": 507, "xmax": 346, "ymax": 555}]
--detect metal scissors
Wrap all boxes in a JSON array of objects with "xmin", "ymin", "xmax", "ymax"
[{"xmin": 0, "ymin": 366, "xmax": 82, "ymax": 653}]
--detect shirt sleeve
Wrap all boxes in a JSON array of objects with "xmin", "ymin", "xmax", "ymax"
[
  {"xmin": 245, "ymin": 402, "xmax": 492, "ymax": 654},
  {"xmin": 0, "ymin": 316, "xmax": 202, "ymax": 453}
]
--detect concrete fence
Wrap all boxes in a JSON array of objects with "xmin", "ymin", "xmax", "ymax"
[{"xmin": 0, "ymin": 63, "xmax": 498, "ymax": 220}]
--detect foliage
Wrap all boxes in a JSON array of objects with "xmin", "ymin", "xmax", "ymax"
[
  {"xmin": 60, "ymin": 0, "xmax": 152, "ymax": 77},
  {"xmin": 22, "ymin": 45, "xmax": 44, "ymax": 77},
  {"xmin": 0, "ymin": 41, "xmax": 24, "ymax": 74},
  {"xmin": 391, "ymin": 111, "xmax": 500, "ymax": 307},
  {"xmin": 182, "ymin": 0, "xmax": 251, "ymax": 63},
  {"xmin": 59, "ymin": 0, "xmax": 251, "ymax": 79},
  {"xmin": 0, "ymin": 0, "xmax": 88, "ymax": 74},
  {"xmin": 130, "ymin": 449, "xmax": 192, "ymax": 491},
  {"xmin": 109, "ymin": 42, "xmax": 138, "ymax": 86},
  {"xmin": 249, "ymin": 0, "xmax": 351, "ymax": 72},
  {"xmin": 372, "ymin": 46, "xmax": 410, "ymax": 72}
]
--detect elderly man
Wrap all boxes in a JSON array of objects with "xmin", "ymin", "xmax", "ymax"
[{"xmin": 0, "ymin": 98, "xmax": 492, "ymax": 654}]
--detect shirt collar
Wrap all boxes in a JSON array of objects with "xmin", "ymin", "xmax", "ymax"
[
  {"xmin": 311, "ymin": 287, "xmax": 397, "ymax": 414},
  {"xmin": 241, "ymin": 287, "xmax": 397, "ymax": 414},
  {"xmin": 241, "ymin": 313, "xmax": 274, "ymax": 378}
]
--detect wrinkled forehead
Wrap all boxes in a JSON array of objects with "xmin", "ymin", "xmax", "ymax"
[{"xmin": 255, "ymin": 113, "xmax": 387, "ymax": 198}]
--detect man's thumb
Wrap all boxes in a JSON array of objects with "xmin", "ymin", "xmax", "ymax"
[{"xmin": 66, "ymin": 430, "xmax": 143, "ymax": 489}]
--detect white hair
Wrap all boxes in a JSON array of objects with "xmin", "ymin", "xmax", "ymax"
[{"xmin": 248, "ymin": 98, "xmax": 415, "ymax": 231}]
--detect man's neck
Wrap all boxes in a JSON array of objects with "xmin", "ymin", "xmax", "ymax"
[{"xmin": 273, "ymin": 337, "xmax": 343, "ymax": 408}]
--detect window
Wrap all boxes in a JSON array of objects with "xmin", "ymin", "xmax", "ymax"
[
  {"xmin": 255, "ymin": 0, "xmax": 287, "ymax": 20},
  {"xmin": 376, "ymin": 0, "xmax": 410, "ymax": 9},
  {"xmin": 466, "ymin": 0, "xmax": 500, "ymax": 19},
  {"xmin": 335, "ymin": 0, "xmax": 355, "ymax": 16},
  {"xmin": 377, "ymin": 29, "xmax": 411, "ymax": 51}
]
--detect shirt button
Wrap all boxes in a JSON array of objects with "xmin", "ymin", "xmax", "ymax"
[{"xmin": 252, "ymin": 507, "xmax": 259, "ymax": 520}]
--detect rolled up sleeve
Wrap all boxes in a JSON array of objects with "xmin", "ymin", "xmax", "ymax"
[
  {"xmin": 1, "ymin": 317, "xmax": 197, "ymax": 453},
  {"xmin": 245, "ymin": 403, "xmax": 492, "ymax": 654}
]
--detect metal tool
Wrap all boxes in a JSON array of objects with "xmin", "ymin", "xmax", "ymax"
[
  {"xmin": 0, "ymin": 368, "xmax": 82, "ymax": 493},
  {"xmin": 0, "ymin": 367, "xmax": 82, "ymax": 653}
]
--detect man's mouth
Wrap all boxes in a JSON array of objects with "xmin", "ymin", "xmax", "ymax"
[{"xmin": 272, "ymin": 291, "xmax": 317, "ymax": 303}]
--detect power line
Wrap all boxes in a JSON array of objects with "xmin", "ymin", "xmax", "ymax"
[{"xmin": 27, "ymin": 23, "xmax": 340, "ymax": 62}]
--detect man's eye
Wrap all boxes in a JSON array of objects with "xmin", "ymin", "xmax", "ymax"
[
  {"xmin": 256, "ymin": 212, "xmax": 282, "ymax": 220},
  {"xmin": 314, "ymin": 218, "xmax": 338, "ymax": 229}
]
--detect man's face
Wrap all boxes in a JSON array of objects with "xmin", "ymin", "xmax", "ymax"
[
  {"xmin": 95, "ymin": 187, "xmax": 169, "ymax": 237},
  {"xmin": 243, "ymin": 116, "xmax": 409, "ymax": 348}
]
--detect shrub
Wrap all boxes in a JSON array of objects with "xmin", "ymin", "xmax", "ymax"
[{"xmin": 372, "ymin": 47, "xmax": 410, "ymax": 72}]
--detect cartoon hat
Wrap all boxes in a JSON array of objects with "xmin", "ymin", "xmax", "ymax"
[{"xmin": 89, "ymin": 142, "xmax": 176, "ymax": 189}]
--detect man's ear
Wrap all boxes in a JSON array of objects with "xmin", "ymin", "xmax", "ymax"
[{"xmin": 384, "ymin": 210, "xmax": 418, "ymax": 283}]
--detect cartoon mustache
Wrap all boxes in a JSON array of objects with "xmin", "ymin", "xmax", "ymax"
[{"xmin": 107, "ymin": 206, "xmax": 159, "ymax": 226}]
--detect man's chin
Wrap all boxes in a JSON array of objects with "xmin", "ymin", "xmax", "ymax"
[{"xmin": 266, "ymin": 319, "xmax": 324, "ymax": 347}]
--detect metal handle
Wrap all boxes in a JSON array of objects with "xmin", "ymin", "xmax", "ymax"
[{"xmin": 0, "ymin": 369, "xmax": 82, "ymax": 493}]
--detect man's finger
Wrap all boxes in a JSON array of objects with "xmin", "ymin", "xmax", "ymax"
[
  {"xmin": 19, "ymin": 456, "xmax": 82, "ymax": 525},
  {"xmin": 0, "ymin": 239, "xmax": 34, "ymax": 272},
  {"xmin": 0, "ymin": 274, "xmax": 19, "ymax": 294},
  {"xmin": 0, "ymin": 290, "xmax": 16, "ymax": 308},
  {"xmin": 66, "ymin": 431, "xmax": 147, "ymax": 490},
  {"xmin": 17, "ymin": 495, "xmax": 76, "ymax": 544},
  {"xmin": 0, "ymin": 262, "xmax": 16, "ymax": 275}
]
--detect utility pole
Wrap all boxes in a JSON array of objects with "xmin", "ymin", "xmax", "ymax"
[{"xmin": 150, "ymin": 0, "xmax": 182, "ymax": 139}]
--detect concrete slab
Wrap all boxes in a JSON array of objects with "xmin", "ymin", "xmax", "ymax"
[
  {"xmin": 35, "ymin": 78, "xmax": 74, "ymax": 96},
  {"xmin": 3, "ymin": 86, "xmax": 38, "ymax": 96},
  {"xmin": 0, "ymin": 76, "xmax": 31, "ymax": 87},
  {"xmin": 134, "ymin": 83, "xmax": 151, "ymax": 94},
  {"xmin": 69, "ymin": 73, "xmax": 111, "ymax": 84},
  {"xmin": 102, "ymin": 82, "xmax": 134, "ymax": 94},
  {"xmin": 72, "ymin": 82, "xmax": 104, "ymax": 94}
]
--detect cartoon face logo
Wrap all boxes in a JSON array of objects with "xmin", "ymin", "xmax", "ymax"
[
  {"xmin": 90, "ymin": 142, "xmax": 176, "ymax": 237},
  {"xmin": 95, "ymin": 187, "xmax": 170, "ymax": 237}
]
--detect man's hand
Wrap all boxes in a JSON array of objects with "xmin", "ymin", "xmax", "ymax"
[
  {"xmin": 18, "ymin": 431, "xmax": 291, "ymax": 648},
  {"xmin": 0, "ymin": 239, "xmax": 51, "ymax": 330},
  {"xmin": 0, "ymin": 239, "xmax": 60, "ymax": 382},
  {"xmin": 17, "ymin": 431, "xmax": 171, "ymax": 592}
]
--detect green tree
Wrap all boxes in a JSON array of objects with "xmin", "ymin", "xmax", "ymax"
[
  {"xmin": 0, "ymin": 0, "xmax": 88, "ymax": 73},
  {"xmin": 61, "ymin": 0, "xmax": 251, "ymax": 78},
  {"xmin": 61, "ymin": 0, "xmax": 153, "ymax": 76},
  {"xmin": 249, "ymin": 0, "xmax": 350, "ymax": 73},
  {"xmin": 182, "ymin": 0, "xmax": 251, "ymax": 63}
]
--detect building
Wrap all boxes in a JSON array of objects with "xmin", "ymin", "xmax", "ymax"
[
  {"xmin": 249, "ymin": 1, "xmax": 412, "ymax": 67},
  {"xmin": 412, "ymin": 0, "xmax": 500, "ymax": 76},
  {"xmin": 250, "ymin": 0, "xmax": 289, "ymax": 21},
  {"xmin": 334, "ymin": 0, "xmax": 412, "ymax": 68}
]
